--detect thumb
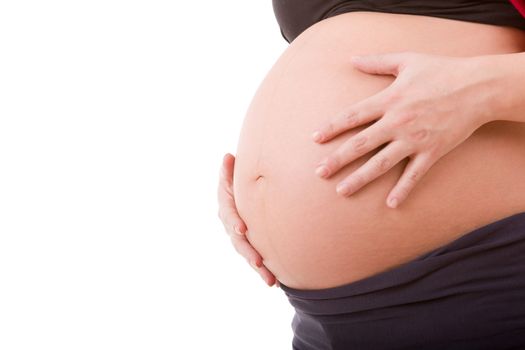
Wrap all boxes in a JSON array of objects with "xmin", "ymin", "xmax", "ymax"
[{"xmin": 350, "ymin": 52, "xmax": 411, "ymax": 76}]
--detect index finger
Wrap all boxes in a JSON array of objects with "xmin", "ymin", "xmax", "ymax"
[
  {"xmin": 217, "ymin": 153, "xmax": 247, "ymax": 235},
  {"xmin": 313, "ymin": 90, "xmax": 388, "ymax": 143}
]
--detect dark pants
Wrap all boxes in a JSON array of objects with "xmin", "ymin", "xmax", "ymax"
[{"xmin": 280, "ymin": 211, "xmax": 525, "ymax": 350}]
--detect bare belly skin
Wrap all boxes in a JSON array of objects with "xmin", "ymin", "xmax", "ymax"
[{"xmin": 233, "ymin": 11, "xmax": 525, "ymax": 290}]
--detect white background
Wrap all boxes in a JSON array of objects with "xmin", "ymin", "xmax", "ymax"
[{"xmin": 0, "ymin": 1, "xmax": 293, "ymax": 349}]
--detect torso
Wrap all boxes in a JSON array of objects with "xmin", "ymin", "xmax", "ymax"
[{"xmin": 233, "ymin": 11, "xmax": 525, "ymax": 290}]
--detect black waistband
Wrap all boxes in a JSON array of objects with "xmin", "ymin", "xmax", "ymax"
[{"xmin": 280, "ymin": 211, "xmax": 525, "ymax": 349}]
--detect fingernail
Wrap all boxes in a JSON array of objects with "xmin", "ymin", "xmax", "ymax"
[
  {"xmin": 234, "ymin": 225, "xmax": 243, "ymax": 235},
  {"xmin": 315, "ymin": 165, "xmax": 329, "ymax": 178},
  {"xmin": 387, "ymin": 197, "xmax": 398, "ymax": 208},
  {"xmin": 312, "ymin": 131, "xmax": 322, "ymax": 142},
  {"xmin": 336, "ymin": 182, "xmax": 351, "ymax": 195}
]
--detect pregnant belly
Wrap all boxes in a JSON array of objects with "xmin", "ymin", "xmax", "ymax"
[{"xmin": 233, "ymin": 11, "xmax": 525, "ymax": 290}]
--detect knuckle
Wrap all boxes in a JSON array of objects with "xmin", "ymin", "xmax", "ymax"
[
  {"xmin": 410, "ymin": 128, "xmax": 429, "ymax": 142},
  {"xmin": 351, "ymin": 135, "xmax": 368, "ymax": 152},
  {"xmin": 375, "ymin": 156, "xmax": 391, "ymax": 172},
  {"xmin": 344, "ymin": 111, "xmax": 358, "ymax": 127},
  {"xmin": 407, "ymin": 169, "xmax": 420, "ymax": 184},
  {"xmin": 402, "ymin": 139, "xmax": 417, "ymax": 154},
  {"xmin": 391, "ymin": 110, "xmax": 417, "ymax": 128}
]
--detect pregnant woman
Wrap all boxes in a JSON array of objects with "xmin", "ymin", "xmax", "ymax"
[{"xmin": 217, "ymin": 1, "xmax": 525, "ymax": 348}]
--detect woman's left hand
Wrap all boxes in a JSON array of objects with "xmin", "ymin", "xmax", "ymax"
[{"xmin": 312, "ymin": 51, "xmax": 494, "ymax": 209}]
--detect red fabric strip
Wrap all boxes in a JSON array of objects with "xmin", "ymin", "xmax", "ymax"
[{"xmin": 509, "ymin": 0, "xmax": 525, "ymax": 18}]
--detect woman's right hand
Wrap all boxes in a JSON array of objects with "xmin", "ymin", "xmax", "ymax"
[{"xmin": 217, "ymin": 153, "xmax": 278, "ymax": 287}]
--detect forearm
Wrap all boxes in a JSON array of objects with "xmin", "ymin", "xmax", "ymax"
[{"xmin": 482, "ymin": 51, "xmax": 525, "ymax": 124}]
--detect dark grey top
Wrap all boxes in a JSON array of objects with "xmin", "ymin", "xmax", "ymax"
[{"xmin": 272, "ymin": 0, "xmax": 525, "ymax": 43}]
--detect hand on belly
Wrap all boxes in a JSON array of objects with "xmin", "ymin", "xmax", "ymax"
[
  {"xmin": 217, "ymin": 153, "xmax": 278, "ymax": 287},
  {"xmin": 312, "ymin": 51, "xmax": 495, "ymax": 209}
]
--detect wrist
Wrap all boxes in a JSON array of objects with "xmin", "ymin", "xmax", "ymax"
[{"xmin": 476, "ymin": 52, "xmax": 525, "ymax": 124}]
